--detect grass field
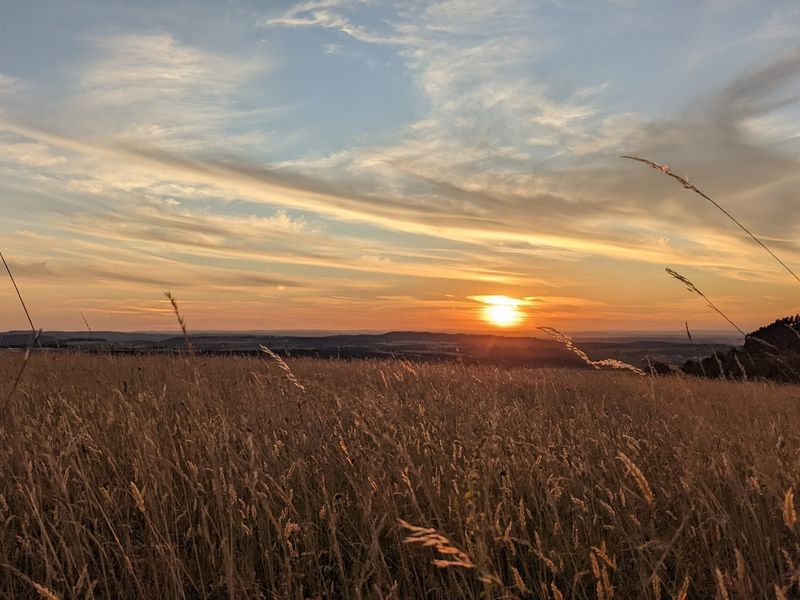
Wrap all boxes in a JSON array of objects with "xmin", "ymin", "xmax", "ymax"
[{"xmin": 2, "ymin": 353, "xmax": 800, "ymax": 599}]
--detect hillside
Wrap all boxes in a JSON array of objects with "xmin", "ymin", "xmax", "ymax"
[{"xmin": 683, "ymin": 315, "xmax": 800, "ymax": 382}]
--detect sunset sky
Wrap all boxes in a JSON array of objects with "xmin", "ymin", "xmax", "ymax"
[{"xmin": 1, "ymin": 1, "xmax": 800, "ymax": 333}]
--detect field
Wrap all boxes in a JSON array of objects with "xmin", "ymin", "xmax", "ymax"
[{"xmin": 2, "ymin": 353, "xmax": 800, "ymax": 599}]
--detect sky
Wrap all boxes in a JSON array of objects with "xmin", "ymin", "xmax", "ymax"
[{"xmin": 1, "ymin": 0, "xmax": 800, "ymax": 334}]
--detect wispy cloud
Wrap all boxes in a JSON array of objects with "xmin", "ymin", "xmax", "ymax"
[
  {"xmin": 62, "ymin": 33, "xmax": 268, "ymax": 148},
  {"xmin": 0, "ymin": 141, "xmax": 65, "ymax": 167},
  {"xmin": 262, "ymin": 0, "xmax": 398, "ymax": 44},
  {"xmin": 0, "ymin": 73, "xmax": 24, "ymax": 97},
  {"xmin": 2, "ymin": 2, "xmax": 800, "ymax": 331},
  {"xmin": 5, "ymin": 117, "xmax": 783, "ymax": 274}
]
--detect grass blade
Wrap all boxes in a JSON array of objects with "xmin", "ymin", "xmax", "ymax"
[
  {"xmin": 0, "ymin": 251, "xmax": 36, "ymax": 334},
  {"xmin": 623, "ymin": 155, "xmax": 800, "ymax": 284},
  {"xmin": 538, "ymin": 326, "xmax": 646, "ymax": 375}
]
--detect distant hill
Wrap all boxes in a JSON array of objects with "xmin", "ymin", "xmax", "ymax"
[{"xmin": 0, "ymin": 329, "xmax": 729, "ymax": 370}]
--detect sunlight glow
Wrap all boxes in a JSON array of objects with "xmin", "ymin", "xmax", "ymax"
[{"xmin": 478, "ymin": 296, "xmax": 524, "ymax": 327}]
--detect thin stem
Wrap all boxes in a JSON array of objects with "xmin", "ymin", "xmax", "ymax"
[
  {"xmin": 666, "ymin": 268, "xmax": 746, "ymax": 337},
  {"xmin": 623, "ymin": 155, "xmax": 800, "ymax": 284},
  {"xmin": 0, "ymin": 251, "xmax": 36, "ymax": 333},
  {"xmin": 164, "ymin": 291, "xmax": 194, "ymax": 355},
  {"xmin": 80, "ymin": 312, "xmax": 92, "ymax": 334},
  {"xmin": 4, "ymin": 329, "xmax": 41, "ymax": 407}
]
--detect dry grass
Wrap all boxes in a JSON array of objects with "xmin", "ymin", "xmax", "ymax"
[
  {"xmin": 1, "ymin": 353, "xmax": 800, "ymax": 598},
  {"xmin": 537, "ymin": 326, "xmax": 646, "ymax": 375}
]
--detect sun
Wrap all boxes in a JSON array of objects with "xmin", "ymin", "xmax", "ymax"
[
  {"xmin": 479, "ymin": 296, "xmax": 524, "ymax": 327},
  {"xmin": 483, "ymin": 304, "xmax": 521, "ymax": 327}
]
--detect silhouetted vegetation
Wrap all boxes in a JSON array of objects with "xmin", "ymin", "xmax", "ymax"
[{"xmin": 683, "ymin": 315, "xmax": 800, "ymax": 382}]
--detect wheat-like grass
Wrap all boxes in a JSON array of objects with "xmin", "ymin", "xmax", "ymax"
[
  {"xmin": 259, "ymin": 345, "xmax": 306, "ymax": 391},
  {"xmin": 1, "ymin": 565, "xmax": 61, "ymax": 600},
  {"xmin": 538, "ymin": 326, "xmax": 646, "ymax": 375},
  {"xmin": 715, "ymin": 566, "xmax": 731, "ymax": 600},
  {"xmin": 398, "ymin": 519, "xmax": 476, "ymax": 569},
  {"xmin": 551, "ymin": 582, "xmax": 565, "ymax": 600},
  {"xmin": 676, "ymin": 576, "xmax": 691, "ymax": 600},
  {"xmin": 164, "ymin": 291, "xmax": 194, "ymax": 354},
  {"xmin": 32, "ymin": 582, "xmax": 60, "ymax": 600},
  {"xmin": 784, "ymin": 489, "xmax": 796, "ymax": 529},
  {"xmin": 2, "ymin": 354, "xmax": 800, "ymax": 597},
  {"xmin": 130, "ymin": 482, "xmax": 146, "ymax": 513},
  {"xmin": 398, "ymin": 519, "xmax": 502, "ymax": 586},
  {"xmin": 617, "ymin": 452, "xmax": 654, "ymax": 507}
]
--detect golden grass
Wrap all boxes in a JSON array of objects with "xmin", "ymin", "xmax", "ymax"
[
  {"xmin": 537, "ymin": 326, "xmax": 646, "ymax": 376},
  {"xmin": 2, "ymin": 353, "xmax": 800, "ymax": 598},
  {"xmin": 259, "ymin": 345, "xmax": 306, "ymax": 391}
]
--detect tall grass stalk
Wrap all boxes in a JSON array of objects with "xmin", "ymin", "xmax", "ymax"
[
  {"xmin": 538, "ymin": 326, "xmax": 646, "ymax": 375},
  {"xmin": 260, "ymin": 345, "xmax": 306, "ymax": 391},
  {"xmin": 4, "ymin": 329, "xmax": 41, "ymax": 406},
  {"xmin": 0, "ymin": 250, "xmax": 36, "ymax": 334},
  {"xmin": 666, "ymin": 268, "xmax": 746, "ymax": 337},
  {"xmin": 623, "ymin": 155, "xmax": 800, "ymax": 284},
  {"xmin": 164, "ymin": 291, "xmax": 193, "ymax": 355},
  {"xmin": 80, "ymin": 312, "xmax": 93, "ymax": 334}
]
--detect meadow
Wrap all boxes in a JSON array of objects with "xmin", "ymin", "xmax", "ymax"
[{"xmin": 2, "ymin": 352, "xmax": 799, "ymax": 599}]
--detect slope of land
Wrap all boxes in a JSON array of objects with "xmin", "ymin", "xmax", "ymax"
[
  {"xmin": 1, "ymin": 354, "xmax": 798, "ymax": 598},
  {"xmin": 684, "ymin": 315, "xmax": 800, "ymax": 382}
]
